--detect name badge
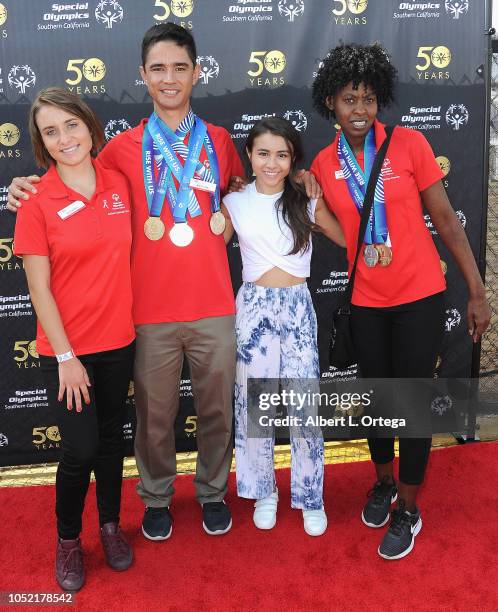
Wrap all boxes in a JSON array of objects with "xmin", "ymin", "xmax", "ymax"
[
  {"xmin": 57, "ymin": 200, "xmax": 85, "ymax": 220},
  {"xmin": 335, "ymin": 170, "xmax": 344, "ymax": 180},
  {"xmin": 189, "ymin": 177, "xmax": 216, "ymax": 193}
]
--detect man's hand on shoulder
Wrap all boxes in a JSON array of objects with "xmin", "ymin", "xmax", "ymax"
[
  {"xmin": 7, "ymin": 175, "xmax": 41, "ymax": 212},
  {"xmin": 294, "ymin": 169, "xmax": 322, "ymax": 199}
]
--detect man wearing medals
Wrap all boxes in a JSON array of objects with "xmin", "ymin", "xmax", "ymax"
[{"xmin": 98, "ymin": 23, "xmax": 244, "ymax": 540}]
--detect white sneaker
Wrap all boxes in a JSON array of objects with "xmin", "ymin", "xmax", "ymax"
[
  {"xmin": 303, "ymin": 507, "xmax": 327, "ymax": 536},
  {"xmin": 253, "ymin": 490, "xmax": 278, "ymax": 530}
]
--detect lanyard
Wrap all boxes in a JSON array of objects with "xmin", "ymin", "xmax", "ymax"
[{"xmin": 338, "ymin": 128, "xmax": 389, "ymax": 244}]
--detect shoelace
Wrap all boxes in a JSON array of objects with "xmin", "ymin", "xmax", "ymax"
[
  {"xmin": 103, "ymin": 530, "xmax": 129, "ymax": 556},
  {"xmin": 367, "ymin": 479, "xmax": 394, "ymax": 504},
  {"xmin": 59, "ymin": 545, "xmax": 82, "ymax": 578},
  {"xmin": 388, "ymin": 504, "xmax": 412, "ymax": 537}
]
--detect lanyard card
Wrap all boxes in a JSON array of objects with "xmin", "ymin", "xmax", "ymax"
[{"xmin": 189, "ymin": 177, "xmax": 216, "ymax": 193}]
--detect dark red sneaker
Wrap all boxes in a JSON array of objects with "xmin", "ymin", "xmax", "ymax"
[
  {"xmin": 56, "ymin": 538, "xmax": 84, "ymax": 592},
  {"xmin": 100, "ymin": 522, "xmax": 133, "ymax": 571}
]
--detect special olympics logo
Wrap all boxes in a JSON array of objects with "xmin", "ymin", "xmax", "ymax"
[
  {"xmin": 0, "ymin": 123, "xmax": 20, "ymax": 147},
  {"xmin": 46, "ymin": 426, "xmax": 61, "ymax": 442},
  {"xmin": 82, "ymin": 58, "xmax": 106, "ymax": 82},
  {"xmin": 446, "ymin": 104, "xmax": 469, "ymax": 131},
  {"xmin": 95, "ymin": 0, "xmax": 124, "ymax": 29},
  {"xmin": 431, "ymin": 395, "xmax": 453, "ymax": 416},
  {"xmin": 278, "ymin": 0, "xmax": 305, "ymax": 22},
  {"xmin": 346, "ymin": 0, "xmax": 368, "ymax": 13},
  {"xmin": 455, "ymin": 210, "xmax": 467, "ymax": 229},
  {"xmin": 8, "ymin": 65, "xmax": 36, "ymax": 95},
  {"xmin": 445, "ymin": 308, "xmax": 461, "ymax": 332},
  {"xmin": 283, "ymin": 110, "xmax": 308, "ymax": 132},
  {"xmin": 445, "ymin": 0, "xmax": 469, "ymax": 19},
  {"xmin": 104, "ymin": 118, "xmax": 131, "ymax": 141},
  {"xmin": 436, "ymin": 155, "xmax": 451, "ymax": 176},
  {"xmin": 0, "ymin": 3, "xmax": 7, "ymax": 26},
  {"xmin": 264, "ymin": 51, "xmax": 286, "ymax": 74},
  {"xmin": 171, "ymin": 0, "xmax": 194, "ymax": 17},
  {"xmin": 197, "ymin": 56, "xmax": 220, "ymax": 85},
  {"xmin": 0, "ymin": 433, "xmax": 8, "ymax": 447},
  {"xmin": 313, "ymin": 59, "xmax": 325, "ymax": 79},
  {"xmin": 431, "ymin": 46, "xmax": 452, "ymax": 69}
]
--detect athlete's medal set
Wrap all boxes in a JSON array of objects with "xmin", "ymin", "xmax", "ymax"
[
  {"xmin": 338, "ymin": 128, "xmax": 393, "ymax": 268},
  {"xmin": 142, "ymin": 110, "xmax": 225, "ymax": 247}
]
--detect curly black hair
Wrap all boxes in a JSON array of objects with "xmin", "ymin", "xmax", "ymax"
[{"xmin": 312, "ymin": 43, "xmax": 397, "ymax": 121}]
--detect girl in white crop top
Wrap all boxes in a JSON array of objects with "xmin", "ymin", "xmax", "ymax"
[{"xmin": 222, "ymin": 117, "xmax": 345, "ymax": 536}]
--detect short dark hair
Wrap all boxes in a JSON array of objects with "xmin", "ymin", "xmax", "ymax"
[
  {"xmin": 141, "ymin": 23, "xmax": 197, "ymax": 67},
  {"xmin": 312, "ymin": 43, "xmax": 397, "ymax": 121},
  {"xmin": 28, "ymin": 87, "xmax": 104, "ymax": 169}
]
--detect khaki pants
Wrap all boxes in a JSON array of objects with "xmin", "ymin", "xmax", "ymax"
[{"xmin": 133, "ymin": 315, "xmax": 236, "ymax": 507}]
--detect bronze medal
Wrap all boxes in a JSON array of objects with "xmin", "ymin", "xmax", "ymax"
[
  {"xmin": 169, "ymin": 222, "xmax": 194, "ymax": 247},
  {"xmin": 210, "ymin": 211, "xmax": 226, "ymax": 235},
  {"xmin": 144, "ymin": 217, "xmax": 165, "ymax": 241},
  {"xmin": 364, "ymin": 244, "xmax": 379, "ymax": 267},
  {"xmin": 375, "ymin": 244, "xmax": 393, "ymax": 267}
]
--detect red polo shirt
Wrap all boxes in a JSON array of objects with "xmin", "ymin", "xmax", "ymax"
[
  {"xmin": 311, "ymin": 121, "xmax": 446, "ymax": 307},
  {"xmin": 98, "ymin": 119, "xmax": 244, "ymax": 324},
  {"xmin": 14, "ymin": 161, "xmax": 135, "ymax": 356}
]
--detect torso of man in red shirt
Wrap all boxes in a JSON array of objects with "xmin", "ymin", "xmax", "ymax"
[{"xmin": 98, "ymin": 118, "xmax": 243, "ymax": 324}]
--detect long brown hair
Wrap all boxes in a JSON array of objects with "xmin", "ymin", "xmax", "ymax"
[{"xmin": 246, "ymin": 117, "xmax": 313, "ymax": 254}]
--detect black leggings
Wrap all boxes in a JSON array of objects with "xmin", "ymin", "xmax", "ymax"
[
  {"xmin": 350, "ymin": 292, "xmax": 445, "ymax": 486},
  {"xmin": 40, "ymin": 341, "xmax": 135, "ymax": 539}
]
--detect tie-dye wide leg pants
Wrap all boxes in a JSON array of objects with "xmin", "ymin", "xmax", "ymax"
[{"xmin": 234, "ymin": 282, "xmax": 324, "ymax": 510}]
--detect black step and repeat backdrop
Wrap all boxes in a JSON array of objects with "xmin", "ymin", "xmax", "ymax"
[{"xmin": 0, "ymin": 0, "xmax": 489, "ymax": 465}]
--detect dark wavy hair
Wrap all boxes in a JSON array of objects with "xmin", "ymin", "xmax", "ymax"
[
  {"xmin": 312, "ymin": 43, "xmax": 397, "ymax": 121},
  {"xmin": 246, "ymin": 117, "xmax": 313, "ymax": 255}
]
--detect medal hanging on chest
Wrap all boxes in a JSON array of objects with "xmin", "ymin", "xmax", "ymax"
[
  {"xmin": 144, "ymin": 216, "xmax": 165, "ymax": 241},
  {"xmin": 142, "ymin": 110, "xmax": 222, "ymax": 246},
  {"xmin": 338, "ymin": 127, "xmax": 392, "ymax": 267}
]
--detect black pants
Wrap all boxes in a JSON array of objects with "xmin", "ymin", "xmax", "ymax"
[
  {"xmin": 40, "ymin": 341, "xmax": 135, "ymax": 539},
  {"xmin": 350, "ymin": 292, "xmax": 445, "ymax": 486}
]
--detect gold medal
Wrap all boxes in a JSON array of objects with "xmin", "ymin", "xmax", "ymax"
[
  {"xmin": 210, "ymin": 211, "xmax": 226, "ymax": 235},
  {"xmin": 144, "ymin": 217, "xmax": 165, "ymax": 241},
  {"xmin": 169, "ymin": 222, "xmax": 194, "ymax": 247},
  {"xmin": 375, "ymin": 244, "xmax": 393, "ymax": 267}
]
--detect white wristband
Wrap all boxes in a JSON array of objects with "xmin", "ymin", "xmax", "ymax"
[{"xmin": 56, "ymin": 349, "xmax": 75, "ymax": 363}]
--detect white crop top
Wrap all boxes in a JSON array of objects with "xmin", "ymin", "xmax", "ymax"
[{"xmin": 223, "ymin": 181, "xmax": 317, "ymax": 282}]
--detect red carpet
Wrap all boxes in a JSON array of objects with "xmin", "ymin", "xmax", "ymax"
[{"xmin": 1, "ymin": 443, "xmax": 497, "ymax": 611}]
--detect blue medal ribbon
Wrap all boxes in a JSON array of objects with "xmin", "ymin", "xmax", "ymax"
[
  {"xmin": 337, "ymin": 127, "xmax": 389, "ymax": 244},
  {"xmin": 152, "ymin": 109, "xmax": 221, "ymax": 215},
  {"xmin": 142, "ymin": 109, "xmax": 221, "ymax": 225}
]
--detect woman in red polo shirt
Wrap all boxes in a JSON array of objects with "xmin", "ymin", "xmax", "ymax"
[
  {"xmin": 14, "ymin": 88, "xmax": 135, "ymax": 591},
  {"xmin": 311, "ymin": 44, "xmax": 490, "ymax": 560}
]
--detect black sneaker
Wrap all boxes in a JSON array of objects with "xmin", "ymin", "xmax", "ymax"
[
  {"xmin": 361, "ymin": 477, "xmax": 398, "ymax": 528},
  {"xmin": 378, "ymin": 500, "xmax": 422, "ymax": 560},
  {"xmin": 142, "ymin": 507, "xmax": 172, "ymax": 541},
  {"xmin": 202, "ymin": 501, "xmax": 232, "ymax": 535}
]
